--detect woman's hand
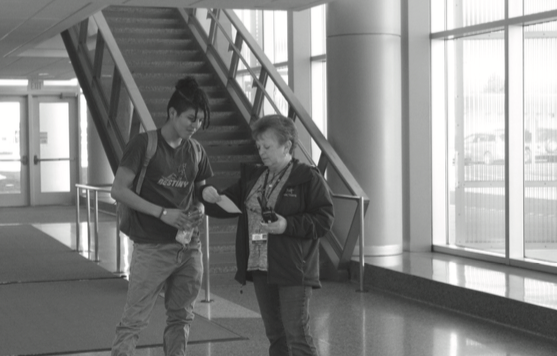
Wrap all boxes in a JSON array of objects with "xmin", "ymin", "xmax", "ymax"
[
  {"xmin": 202, "ymin": 186, "xmax": 221, "ymax": 204},
  {"xmin": 260, "ymin": 214, "xmax": 287, "ymax": 235}
]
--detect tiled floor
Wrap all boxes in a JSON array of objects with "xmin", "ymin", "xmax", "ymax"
[{"xmin": 24, "ymin": 220, "xmax": 557, "ymax": 356}]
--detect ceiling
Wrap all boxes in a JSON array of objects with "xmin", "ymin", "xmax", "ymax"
[{"xmin": 0, "ymin": 0, "xmax": 332, "ymax": 81}]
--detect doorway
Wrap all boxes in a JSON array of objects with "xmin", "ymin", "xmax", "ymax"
[{"xmin": 0, "ymin": 95, "xmax": 78, "ymax": 207}]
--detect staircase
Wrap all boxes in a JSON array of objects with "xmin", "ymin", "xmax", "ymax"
[{"xmin": 102, "ymin": 5, "xmax": 259, "ymax": 274}]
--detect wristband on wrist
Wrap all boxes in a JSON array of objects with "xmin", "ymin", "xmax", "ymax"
[{"xmin": 158, "ymin": 208, "xmax": 167, "ymax": 219}]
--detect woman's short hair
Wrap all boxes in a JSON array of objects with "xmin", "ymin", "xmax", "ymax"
[
  {"xmin": 166, "ymin": 76, "xmax": 211, "ymax": 129},
  {"xmin": 251, "ymin": 114, "xmax": 298, "ymax": 154}
]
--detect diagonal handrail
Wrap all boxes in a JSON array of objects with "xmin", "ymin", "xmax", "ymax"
[
  {"xmin": 181, "ymin": 8, "xmax": 369, "ymax": 269},
  {"xmin": 62, "ymin": 12, "xmax": 156, "ymax": 173},
  {"xmin": 91, "ymin": 13, "xmax": 157, "ymax": 134}
]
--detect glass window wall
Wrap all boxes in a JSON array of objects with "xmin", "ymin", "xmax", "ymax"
[
  {"xmin": 433, "ymin": 2, "xmax": 557, "ymax": 269},
  {"xmin": 524, "ymin": 20, "xmax": 557, "ymax": 263},
  {"xmin": 446, "ymin": 32, "xmax": 506, "ymax": 256},
  {"xmin": 234, "ymin": 9, "xmax": 289, "ymax": 108},
  {"xmin": 525, "ymin": 0, "xmax": 557, "ymax": 15},
  {"xmin": 445, "ymin": 0, "xmax": 504, "ymax": 30}
]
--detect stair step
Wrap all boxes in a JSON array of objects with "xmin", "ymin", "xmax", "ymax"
[
  {"xmin": 150, "ymin": 112, "xmax": 247, "ymax": 127},
  {"xmin": 110, "ymin": 27, "xmax": 190, "ymax": 39},
  {"xmin": 144, "ymin": 96, "xmax": 233, "ymax": 110},
  {"xmin": 206, "ymin": 113, "xmax": 248, "ymax": 126},
  {"xmin": 104, "ymin": 16, "xmax": 183, "ymax": 29},
  {"xmin": 194, "ymin": 127, "xmax": 253, "ymax": 141},
  {"xmin": 203, "ymin": 226, "xmax": 235, "ymax": 238},
  {"xmin": 115, "ymin": 38, "xmax": 195, "ymax": 50},
  {"xmin": 193, "ymin": 125, "xmax": 251, "ymax": 142},
  {"xmin": 128, "ymin": 60, "xmax": 208, "ymax": 73},
  {"xmin": 104, "ymin": 5, "xmax": 179, "ymax": 18},
  {"xmin": 209, "ymin": 263, "xmax": 237, "ymax": 275},
  {"xmin": 133, "ymin": 72, "xmax": 218, "ymax": 86},
  {"xmin": 204, "ymin": 145, "xmax": 256, "ymax": 156},
  {"xmin": 209, "ymin": 154, "xmax": 260, "ymax": 163},
  {"xmin": 137, "ymin": 84, "xmax": 225, "ymax": 97},
  {"xmin": 202, "ymin": 139, "xmax": 254, "ymax": 147},
  {"xmin": 122, "ymin": 49, "xmax": 202, "ymax": 61},
  {"xmin": 208, "ymin": 170, "xmax": 241, "ymax": 179},
  {"xmin": 208, "ymin": 244, "xmax": 236, "ymax": 254}
]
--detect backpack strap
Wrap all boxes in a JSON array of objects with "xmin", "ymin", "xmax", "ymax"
[
  {"xmin": 135, "ymin": 130, "xmax": 158, "ymax": 194},
  {"xmin": 190, "ymin": 138, "xmax": 202, "ymax": 166}
]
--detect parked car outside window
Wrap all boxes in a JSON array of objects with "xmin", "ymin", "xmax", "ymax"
[{"xmin": 463, "ymin": 130, "xmax": 532, "ymax": 165}]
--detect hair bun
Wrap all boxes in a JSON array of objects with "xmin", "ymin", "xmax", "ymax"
[{"xmin": 175, "ymin": 77, "xmax": 199, "ymax": 92}]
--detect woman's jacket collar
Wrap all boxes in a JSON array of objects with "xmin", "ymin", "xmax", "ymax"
[{"xmin": 241, "ymin": 158, "xmax": 319, "ymax": 187}]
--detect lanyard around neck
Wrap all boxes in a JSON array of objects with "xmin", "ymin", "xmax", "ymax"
[{"xmin": 261, "ymin": 161, "xmax": 292, "ymax": 208}]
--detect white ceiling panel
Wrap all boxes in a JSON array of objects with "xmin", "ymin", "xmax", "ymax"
[
  {"xmin": 0, "ymin": 20, "xmax": 26, "ymax": 39},
  {"xmin": 0, "ymin": 56, "xmax": 74, "ymax": 79},
  {"xmin": 0, "ymin": 0, "xmax": 55, "ymax": 19},
  {"xmin": 36, "ymin": 0, "xmax": 103, "ymax": 19}
]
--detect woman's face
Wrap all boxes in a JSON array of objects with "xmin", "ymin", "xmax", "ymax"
[
  {"xmin": 255, "ymin": 131, "xmax": 291, "ymax": 169},
  {"xmin": 170, "ymin": 107, "xmax": 203, "ymax": 139}
]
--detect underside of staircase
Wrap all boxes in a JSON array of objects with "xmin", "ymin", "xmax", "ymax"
[{"xmin": 102, "ymin": 5, "xmax": 260, "ymax": 274}]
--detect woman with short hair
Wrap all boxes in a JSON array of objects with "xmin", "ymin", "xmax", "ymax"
[{"xmin": 201, "ymin": 114, "xmax": 334, "ymax": 356}]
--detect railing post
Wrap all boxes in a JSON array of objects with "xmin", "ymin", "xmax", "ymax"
[
  {"xmin": 357, "ymin": 196, "xmax": 368, "ymax": 293},
  {"xmin": 94, "ymin": 190, "xmax": 100, "ymax": 262},
  {"xmin": 228, "ymin": 34, "xmax": 243, "ymax": 80},
  {"xmin": 75, "ymin": 187, "xmax": 81, "ymax": 251},
  {"xmin": 116, "ymin": 204, "xmax": 122, "ymax": 274},
  {"xmin": 207, "ymin": 9, "xmax": 220, "ymax": 45},
  {"xmin": 86, "ymin": 189, "xmax": 92, "ymax": 254},
  {"xmin": 202, "ymin": 215, "xmax": 213, "ymax": 303}
]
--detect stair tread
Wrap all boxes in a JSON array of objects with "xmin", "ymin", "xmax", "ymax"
[
  {"xmin": 104, "ymin": 6, "xmax": 179, "ymax": 15},
  {"xmin": 201, "ymin": 139, "xmax": 254, "ymax": 145},
  {"xmin": 116, "ymin": 38, "xmax": 193, "ymax": 45},
  {"xmin": 210, "ymin": 155, "xmax": 260, "ymax": 162},
  {"xmin": 122, "ymin": 48, "xmax": 199, "ymax": 54}
]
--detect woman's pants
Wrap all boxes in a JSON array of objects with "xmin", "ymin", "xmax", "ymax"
[{"xmin": 252, "ymin": 271, "xmax": 319, "ymax": 356}]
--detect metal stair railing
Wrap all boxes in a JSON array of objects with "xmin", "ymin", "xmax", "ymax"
[
  {"xmin": 61, "ymin": 13, "xmax": 156, "ymax": 172},
  {"xmin": 180, "ymin": 8, "xmax": 370, "ymax": 271}
]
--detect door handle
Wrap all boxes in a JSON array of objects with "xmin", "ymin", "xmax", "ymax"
[
  {"xmin": 33, "ymin": 155, "xmax": 72, "ymax": 165},
  {"xmin": 21, "ymin": 155, "xmax": 28, "ymax": 165}
]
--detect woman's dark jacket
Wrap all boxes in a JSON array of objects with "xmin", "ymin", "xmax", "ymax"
[{"xmin": 201, "ymin": 159, "xmax": 334, "ymax": 288}]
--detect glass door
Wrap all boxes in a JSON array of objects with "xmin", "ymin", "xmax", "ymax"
[
  {"xmin": 0, "ymin": 97, "xmax": 29, "ymax": 206},
  {"xmin": 30, "ymin": 96, "xmax": 78, "ymax": 205}
]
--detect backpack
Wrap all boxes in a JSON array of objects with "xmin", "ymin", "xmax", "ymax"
[{"xmin": 117, "ymin": 130, "xmax": 202, "ymax": 235}]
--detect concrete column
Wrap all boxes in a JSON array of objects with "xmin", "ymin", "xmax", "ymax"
[{"xmin": 327, "ymin": 0, "xmax": 402, "ymax": 256}]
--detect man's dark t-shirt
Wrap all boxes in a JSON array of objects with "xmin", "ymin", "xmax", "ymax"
[{"xmin": 119, "ymin": 129, "xmax": 213, "ymax": 244}]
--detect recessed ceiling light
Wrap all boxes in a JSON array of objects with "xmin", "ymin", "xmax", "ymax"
[{"xmin": 38, "ymin": 73, "xmax": 49, "ymax": 76}]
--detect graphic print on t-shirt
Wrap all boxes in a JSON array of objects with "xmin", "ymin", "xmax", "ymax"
[{"xmin": 157, "ymin": 163, "xmax": 191, "ymax": 188}]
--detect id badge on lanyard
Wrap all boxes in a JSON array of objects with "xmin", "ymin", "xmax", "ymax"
[{"xmin": 251, "ymin": 232, "xmax": 268, "ymax": 243}]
